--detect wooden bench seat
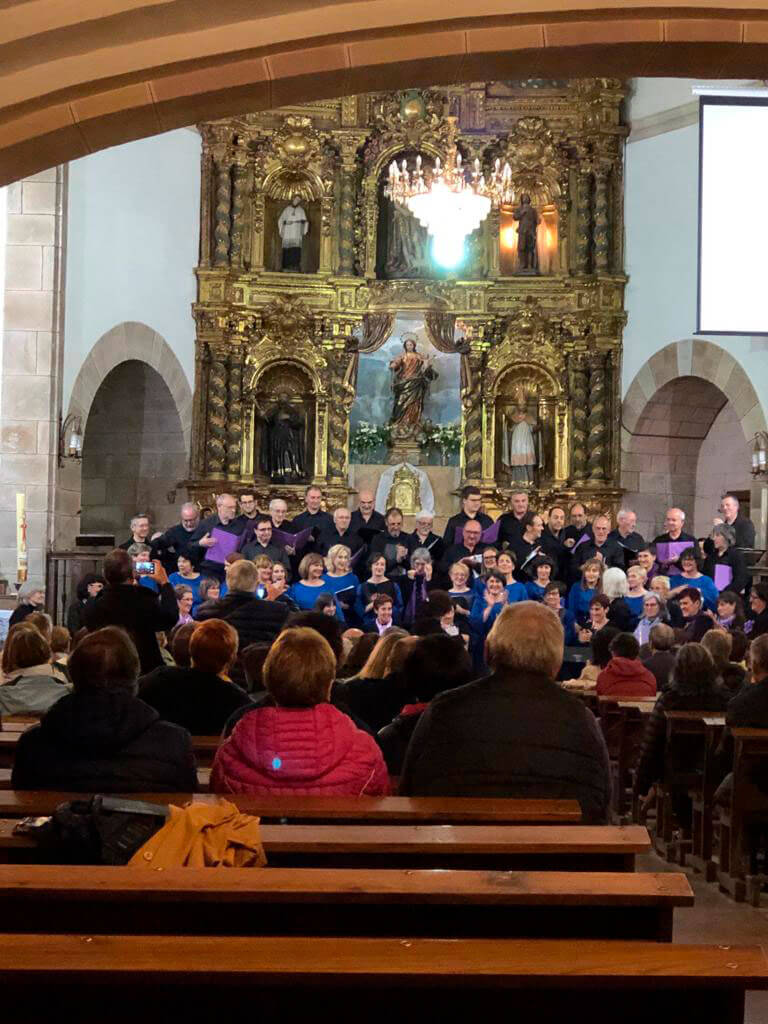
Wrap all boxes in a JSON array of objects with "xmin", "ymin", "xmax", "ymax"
[
  {"xmin": 1, "ymin": 934, "xmax": 764, "ymax": 1022},
  {"xmin": 0, "ymin": 820, "xmax": 650, "ymax": 870},
  {"xmin": 0, "ymin": 730, "xmax": 221, "ymax": 767},
  {"xmin": 0, "ymin": 791, "xmax": 582, "ymax": 825},
  {"xmin": 0, "ymin": 865, "xmax": 693, "ymax": 941}
]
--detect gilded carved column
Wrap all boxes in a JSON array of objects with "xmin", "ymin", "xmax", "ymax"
[
  {"xmin": 326, "ymin": 350, "xmax": 354, "ymax": 482},
  {"xmin": 461, "ymin": 350, "xmax": 484, "ymax": 482},
  {"xmin": 575, "ymin": 166, "xmax": 592, "ymax": 275},
  {"xmin": 593, "ymin": 163, "xmax": 610, "ymax": 274},
  {"xmin": 213, "ymin": 149, "xmax": 232, "ymax": 267},
  {"xmin": 226, "ymin": 349, "xmax": 243, "ymax": 478},
  {"xmin": 229, "ymin": 154, "xmax": 247, "ymax": 269},
  {"xmin": 200, "ymin": 148, "xmax": 213, "ymax": 269},
  {"xmin": 206, "ymin": 347, "xmax": 228, "ymax": 476},
  {"xmin": 338, "ymin": 140, "xmax": 358, "ymax": 276},
  {"xmin": 569, "ymin": 353, "xmax": 588, "ymax": 482},
  {"xmin": 587, "ymin": 353, "xmax": 607, "ymax": 482}
]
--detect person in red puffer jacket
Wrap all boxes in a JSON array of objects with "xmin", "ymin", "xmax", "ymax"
[
  {"xmin": 212, "ymin": 627, "xmax": 389, "ymax": 796},
  {"xmin": 596, "ymin": 632, "xmax": 657, "ymax": 698}
]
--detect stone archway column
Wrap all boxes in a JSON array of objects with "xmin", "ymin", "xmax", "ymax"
[{"xmin": 1, "ymin": 166, "xmax": 71, "ymax": 586}]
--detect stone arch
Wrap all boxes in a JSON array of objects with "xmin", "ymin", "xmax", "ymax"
[
  {"xmin": 621, "ymin": 339, "xmax": 767, "ymax": 541},
  {"xmin": 68, "ymin": 321, "xmax": 193, "ymax": 455}
]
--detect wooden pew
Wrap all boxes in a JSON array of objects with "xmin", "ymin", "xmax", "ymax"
[
  {"xmin": 0, "ymin": 730, "xmax": 222, "ymax": 768},
  {"xmin": 1, "ymin": 934, "xmax": 765, "ymax": 1021},
  {"xmin": 717, "ymin": 727, "xmax": 768, "ymax": 903},
  {"xmin": 0, "ymin": 791, "xmax": 582, "ymax": 825},
  {"xmin": 0, "ymin": 865, "xmax": 693, "ymax": 941},
  {"xmin": 0, "ymin": 820, "xmax": 650, "ymax": 870},
  {"xmin": 675, "ymin": 712, "xmax": 727, "ymax": 881},
  {"xmin": 597, "ymin": 697, "xmax": 655, "ymax": 821},
  {"xmin": 650, "ymin": 710, "xmax": 725, "ymax": 863},
  {"xmin": 0, "ymin": 768, "xmax": 11, "ymax": 790}
]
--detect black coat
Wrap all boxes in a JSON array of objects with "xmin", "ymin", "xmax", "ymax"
[
  {"xmin": 9, "ymin": 603, "xmax": 37, "ymax": 628},
  {"xmin": 334, "ymin": 672, "xmax": 411, "ymax": 734},
  {"xmin": 497, "ymin": 512, "xmax": 528, "ymax": 549},
  {"xmin": 315, "ymin": 527, "xmax": 364, "ymax": 559},
  {"xmin": 575, "ymin": 539, "xmax": 625, "ymax": 571},
  {"xmin": 239, "ymin": 540, "xmax": 291, "ymax": 571},
  {"xmin": 139, "ymin": 666, "xmax": 253, "ymax": 736},
  {"xmin": 442, "ymin": 512, "xmax": 494, "ymax": 545},
  {"xmin": 152, "ymin": 523, "xmax": 200, "ymax": 572},
  {"xmin": 83, "ymin": 582, "xmax": 179, "ymax": 675},
  {"xmin": 399, "ymin": 670, "xmax": 611, "ymax": 823},
  {"xmin": 290, "ymin": 509, "xmax": 333, "ymax": 535},
  {"xmin": 188, "ymin": 515, "xmax": 245, "ymax": 580},
  {"xmin": 440, "ymin": 542, "xmax": 485, "ymax": 577},
  {"xmin": 350, "ymin": 508, "xmax": 386, "ymax": 537},
  {"xmin": 643, "ymin": 650, "xmax": 676, "ymax": 692},
  {"xmin": 12, "ymin": 690, "xmax": 197, "ymax": 792},
  {"xmin": 608, "ymin": 597, "xmax": 637, "ymax": 632},
  {"xmin": 378, "ymin": 706, "xmax": 425, "ymax": 775},
  {"xmin": 702, "ymin": 547, "xmax": 749, "ymax": 597},
  {"xmin": 370, "ymin": 531, "xmax": 415, "ymax": 575},
  {"xmin": 194, "ymin": 591, "xmax": 289, "ymax": 687}
]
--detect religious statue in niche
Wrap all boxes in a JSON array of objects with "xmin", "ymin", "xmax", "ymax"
[
  {"xmin": 513, "ymin": 194, "xmax": 540, "ymax": 273},
  {"xmin": 277, "ymin": 195, "xmax": 309, "ymax": 271},
  {"xmin": 258, "ymin": 391, "xmax": 307, "ymax": 482},
  {"xmin": 389, "ymin": 335, "xmax": 437, "ymax": 439},
  {"xmin": 501, "ymin": 387, "xmax": 541, "ymax": 486}
]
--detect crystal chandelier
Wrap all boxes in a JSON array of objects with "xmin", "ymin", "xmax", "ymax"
[{"xmin": 384, "ymin": 117, "xmax": 514, "ymax": 266}]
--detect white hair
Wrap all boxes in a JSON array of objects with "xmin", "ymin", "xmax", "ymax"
[
  {"xmin": 617, "ymin": 508, "xmax": 635, "ymax": 522},
  {"xmin": 602, "ymin": 567, "xmax": 629, "ymax": 599},
  {"xmin": 415, "ymin": 510, "xmax": 433, "ymax": 521},
  {"xmin": 269, "ymin": 497, "xmax": 287, "ymax": 511}
]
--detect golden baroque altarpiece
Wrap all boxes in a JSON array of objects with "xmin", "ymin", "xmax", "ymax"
[{"xmin": 188, "ymin": 80, "xmax": 628, "ymax": 517}]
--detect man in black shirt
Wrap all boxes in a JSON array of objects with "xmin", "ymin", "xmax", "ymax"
[
  {"xmin": 574, "ymin": 514, "xmax": 624, "ymax": 572},
  {"xmin": 609, "ymin": 508, "xmax": 646, "ymax": 569},
  {"xmin": 540, "ymin": 504, "xmax": 568, "ymax": 581},
  {"xmin": 509, "ymin": 512, "xmax": 545, "ymax": 581},
  {"xmin": 563, "ymin": 502, "xmax": 593, "ymax": 551},
  {"xmin": 653, "ymin": 507, "xmax": 701, "ymax": 569},
  {"xmin": 443, "ymin": 485, "xmax": 494, "ymax": 544},
  {"xmin": 440, "ymin": 519, "xmax": 486, "ymax": 577},
  {"xmin": 188, "ymin": 493, "xmax": 245, "ymax": 581},
  {"xmin": 119, "ymin": 514, "xmax": 151, "ymax": 551},
  {"xmin": 240, "ymin": 516, "xmax": 291, "ymax": 571},
  {"xmin": 370, "ymin": 507, "xmax": 415, "ymax": 576},
  {"xmin": 316, "ymin": 506, "xmax": 364, "ymax": 559},
  {"xmin": 150, "ymin": 503, "xmax": 200, "ymax": 572},
  {"xmin": 350, "ymin": 489, "xmax": 386, "ymax": 537},
  {"xmin": 716, "ymin": 494, "xmax": 756, "ymax": 550},
  {"xmin": 291, "ymin": 484, "xmax": 333, "ymax": 535},
  {"xmin": 234, "ymin": 489, "xmax": 262, "ymax": 547},
  {"xmin": 497, "ymin": 490, "xmax": 530, "ymax": 549}
]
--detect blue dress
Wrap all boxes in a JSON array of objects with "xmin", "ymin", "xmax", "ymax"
[
  {"xmin": 168, "ymin": 572, "xmax": 202, "ymax": 610},
  {"xmin": 469, "ymin": 598, "xmax": 506, "ymax": 671},
  {"xmin": 321, "ymin": 572, "xmax": 360, "ymax": 623},
  {"xmin": 625, "ymin": 593, "xmax": 646, "ymax": 620},
  {"xmin": 568, "ymin": 583, "xmax": 596, "ymax": 625},
  {"xmin": 506, "ymin": 581, "xmax": 528, "ymax": 603},
  {"xmin": 288, "ymin": 580, "xmax": 344, "ymax": 621},
  {"xmin": 355, "ymin": 579, "xmax": 403, "ymax": 629},
  {"xmin": 526, "ymin": 581, "xmax": 548, "ymax": 602},
  {"xmin": 668, "ymin": 573, "xmax": 719, "ymax": 612}
]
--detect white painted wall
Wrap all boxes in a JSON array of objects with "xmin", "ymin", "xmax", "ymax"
[
  {"xmin": 623, "ymin": 84, "xmax": 768, "ymax": 420},
  {"xmin": 63, "ymin": 129, "xmax": 201, "ymax": 409}
]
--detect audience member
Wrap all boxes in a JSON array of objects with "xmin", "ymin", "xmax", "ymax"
[
  {"xmin": 24, "ymin": 610, "xmax": 53, "ymax": 644},
  {"xmin": 168, "ymin": 621, "xmax": 196, "ymax": 668},
  {"xmin": 634, "ymin": 643, "xmax": 727, "ymax": 805},
  {"xmin": 668, "ymin": 547, "xmax": 719, "ymax": 611},
  {"xmin": 715, "ymin": 494, "xmax": 756, "ymax": 550},
  {"xmin": 370, "ymin": 507, "xmax": 415, "ymax": 577},
  {"xmin": 174, "ymin": 584, "xmax": 194, "ymax": 627},
  {"xmin": 378, "ymin": 635, "xmax": 473, "ymax": 775},
  {"xmin": 338, "ymin": 632, "xmax": 378, "ymax": 679},
  {"xmin": 212, "ymin": 627, "xmax": 388, "ymax": 795},
  {"xmin": 195, "ymin": 559, "xmax": 289, "ymax": 686},
  {"xmin": 678, "ymin": 586, "xmax": 715, "ymax": 643},
  {"xmin": 400, "ymin": 601, "xmax": 611, "ymax": 823},
  {"xmin": 568, "ymin": 558, "xmax": 602, "ymax": 626},
  {"xmin": 290, "ymin": 485, "xmax": 333, "ymax": 535},
  {"xmin": 442, "ymin": 485, "xmax": 493, "ymax": 543},
  {"xmin": 188, "ymin": 493, "xmax": 245, "ymax": 582},
  {"xmin": 747, "ymin": 584, "xmax": 768, "ymax": 639},
  {"xmin": 701, "ymin": 628, "xmax": 746, "ymax": 694},
  {"xmin": 83, "ymin": 548, "xmax": 178, "ymax": 674},
  {"xmin": 596, "ymin": 632, "xmax": 656, "ymax": 698},
  {"xmin": 139, "ymin": 619, "xmax": 252, "ymax": 734},
  {"xmin": 50, "ymin": 625, "xmax": 71, "ymax": 670},
  {"xmin": 727, "ymin": 634, "xmax": 768, "ymax": 726},
  {"xmin": 12, "ymin": 627, "xmax": 197, "ymax": 792},
  {"xmin": 731, "ymin": 629, "xmax": 750, "ymax": 665},
  {"xmin": 338, "ymin": 625, "xmax": 411, "ymax": 735},
  {"xmin": 65, "ymin": 573, "xmax": 104, "ymax": 634},
  {"xmin": 642, "ymin": 623, "xmax": 676, "ymax": 692},
  {"xmin": 602, "ymin": 567, "xmax": 637, "ymax": 632},
  {"xmin": 0, "ymin": 624, "xmax": 69, "ymax": 715},
  {"xmin": 240, "ymin": 641, "xmax": 272, "ymax": 693},
  {"xmin": 703, "ymin": 524, "xmax": 749, "ymax": 596},
  {"xmin": 355, "ymin": 553, "xmax": 403, "ymax": 627},
  {"xmin": 9, "ymin": 581, "xmax": 46, "ymax": 628},
  {"xmin": 576, "ymin": 625, "xmax": 621, "ymax": 686},
  {"xmin": 714, "ymin": 590, "xmax": 746, "ymax": 631}
]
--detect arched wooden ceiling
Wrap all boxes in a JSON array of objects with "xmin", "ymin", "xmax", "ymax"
[{"xmin": 3, "ymin": 2, "xmax": 768, "ymax": 185}]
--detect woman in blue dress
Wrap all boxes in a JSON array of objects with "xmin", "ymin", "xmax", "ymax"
[
  {"xmin": 525, "ymin": 556, "xmax": 556, "ymax": 602},
  {"xmin": 168, "ymin": 554, "xmax": 202, "ymax": 610},
  {"xmin": 355, "ymin": 553, "xmax": 403, "ymax": 629},
  {"xmin": 289, "ymin": 553, "xmax": 344, "ymax": 621},
  {"xmin": 496, "ymin": 551, "xmax": 528, "ymax": 603},
  {"xmin": 567, "ymin": 557, "xmax": 603, "ymax": 626},
  {"xmin": 470, "ymin": 572, "xmax": 509, "ymax": 670},
  {"xmin": 322, "ymin": 544, "xmax": 360, "ymax": 624},
  {"xmin": 667, "ymin": 547, "xmax": 719, "ymax": 612}
]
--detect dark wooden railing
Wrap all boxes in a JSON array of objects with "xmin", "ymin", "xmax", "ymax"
[{"xmin": 45, "ymin": 550, "xmax": 109, "ymax": 626}]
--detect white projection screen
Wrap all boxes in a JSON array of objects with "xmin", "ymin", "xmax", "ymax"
[{"xmin": 698, "ymin": 94, "xmax": 768, "ymax": 335}]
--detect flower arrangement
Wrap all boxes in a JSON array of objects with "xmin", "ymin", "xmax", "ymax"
[
  {"xmin": 350, "ymin": 421, "xmax": 392, "ymax": 462},
  {"xmin": 419, "ymin": 421, "xmax": 462, "ymax": 463}
]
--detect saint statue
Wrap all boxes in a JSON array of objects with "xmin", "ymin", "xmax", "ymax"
[
  {"xmin": 277, "ymin": 195, "xmax": 309, "ymax": 271},
  {"xmin": 385, "ymin": 202, "xmax": 429, "ymax": 279},
  {"xmin": 513, "ymin": 193, "xmax": 540, "ymax": 272},
  {"xmin": 502, "ymin": 389, "xmax": 540, "ymax": 485},
  {"xmin": 259, "ymin": 392, "xmax": 306, "ymax": 482},
  {"xmin": 389, "ymin": 336, "xmax": 437, "ymax": 437}
]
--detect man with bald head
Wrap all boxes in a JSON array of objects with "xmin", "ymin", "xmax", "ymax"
[
  {"xmin": 317, "ymin": 506, "xmax": 364, "ymax": 558},
  {"xmin": 188, "ymin": 493, "xmax": 245, "ymax": 581},
  {"xmin": 151, "ymin": 502, "xmax": 201, "ymax": 572},
  {"xmin": 350, "ymin": 488, "xmax": 386, "ymax": 537},
  {"xmin": 653, "ymin": 507, "xmax": 701, "ymax": 569}
]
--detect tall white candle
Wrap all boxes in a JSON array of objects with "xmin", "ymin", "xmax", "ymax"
[{"xmin": 16, "ymin": 492, "xmax": 27, "ymax": 582}]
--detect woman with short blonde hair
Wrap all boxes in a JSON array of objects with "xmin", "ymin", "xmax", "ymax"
[{"xmin": 212, "ymin": 627, "xmax": 389, "ymax": 795}]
